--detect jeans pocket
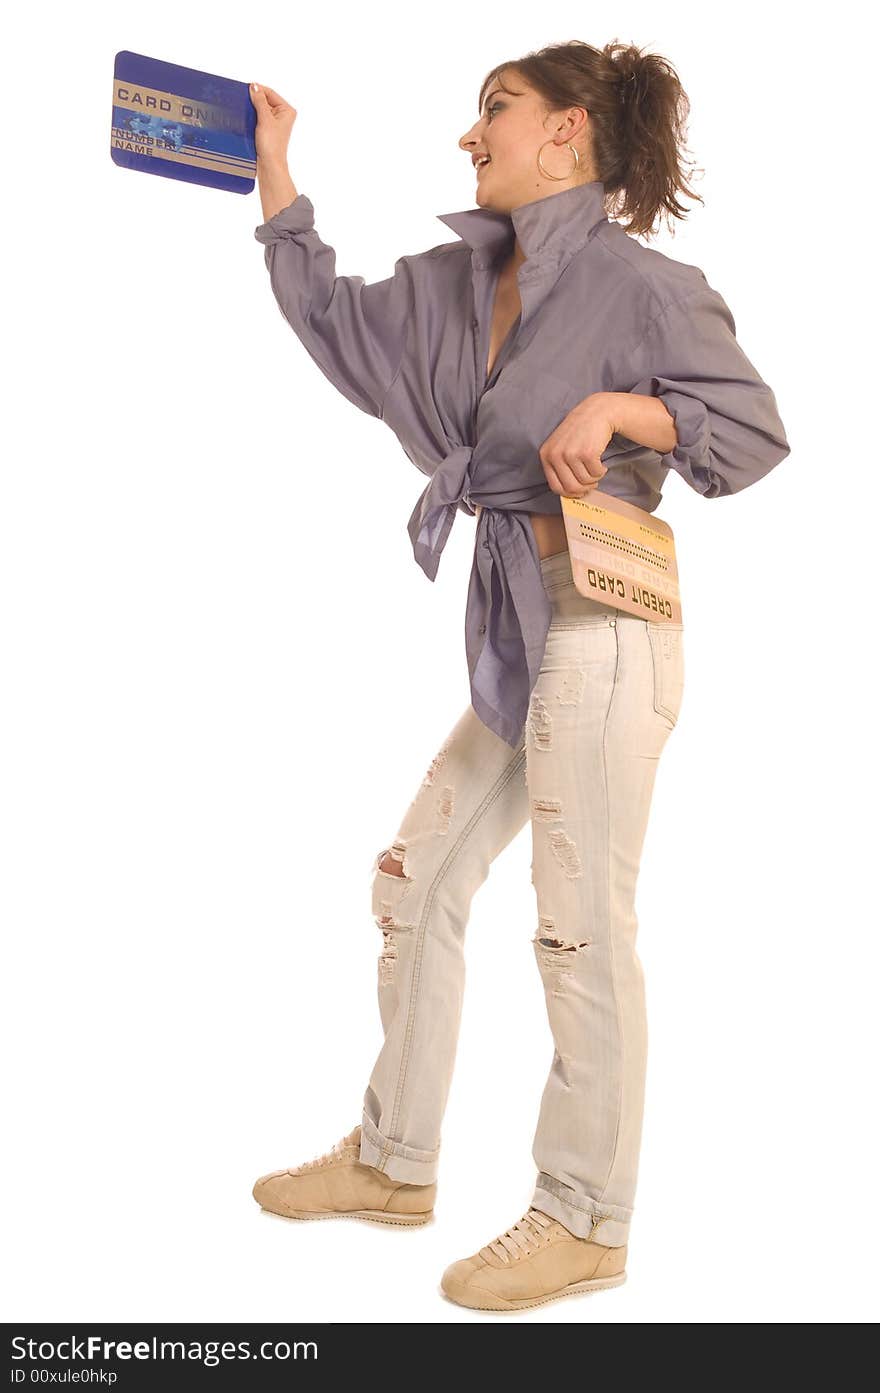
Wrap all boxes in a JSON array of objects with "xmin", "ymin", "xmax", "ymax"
[
  {"xmin": 545, "ymin": 581, "xmax": 617, "ymax": 626},
  {"xmin": 646, "ymin": 622, "xmax": 685, "ymax": 726}
]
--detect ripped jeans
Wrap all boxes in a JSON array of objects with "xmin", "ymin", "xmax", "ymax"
[{"xmin": 358, "ymin": 547, "xmax": 685, "ymax": 1247}]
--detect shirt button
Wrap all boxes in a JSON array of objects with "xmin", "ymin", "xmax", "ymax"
[{"xmin": 478, "ymin": 624, "xmax": 487, "ymax": 635}]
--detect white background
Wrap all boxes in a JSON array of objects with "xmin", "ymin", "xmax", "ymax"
[{"xmin": 3, "ymin": 0, "xmax": 876, "ymax": 1325}]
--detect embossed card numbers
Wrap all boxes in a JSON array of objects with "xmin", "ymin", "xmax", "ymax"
[{"xmin": 561, "ymin": 490, "xmax": 682, "ymax": 624}]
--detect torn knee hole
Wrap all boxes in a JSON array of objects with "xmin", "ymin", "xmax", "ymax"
[
  {"xmin": 535, "ymin": 918, "xmax": 590, "ymax": 952},
  {"xmin": 378, "ymin": 853, "xmax": 405, "ymax": 878},
  {"xmin": 373, "ymin": 842, "xmax": 417, "ymax": 930},
  {"xmin": 377, "ymin": 842, "xmax": 411, "ymax": 879}
]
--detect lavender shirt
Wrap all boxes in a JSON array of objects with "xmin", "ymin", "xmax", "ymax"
[{"xmin": 254, "ymin": 179, "xmax": 790, "ymax": 747}]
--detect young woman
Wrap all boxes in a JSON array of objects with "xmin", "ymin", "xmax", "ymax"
[{"xmin": 248, "ymin": 39, "xmax": 790, "ymax": 1312}]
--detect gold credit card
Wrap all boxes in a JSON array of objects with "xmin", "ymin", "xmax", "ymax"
[{"xmin": 560, "ymin": 490, "xmax": 682, "ymax": 623}]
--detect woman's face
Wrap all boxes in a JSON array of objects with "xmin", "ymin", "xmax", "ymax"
[{"xmin": 458, "ymin": 69, "xmax": 590, "ymax": 211}]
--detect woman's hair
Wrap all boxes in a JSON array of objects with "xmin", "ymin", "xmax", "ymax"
[{"xmin": 478, "ymin": 39, "xmax": 704, "ymax": 239}]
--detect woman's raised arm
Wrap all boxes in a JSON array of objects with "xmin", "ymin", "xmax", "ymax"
[
  {"xmin": 250, "ymin": 84, "xmax": 414, "ymax": 420},
  {"xmin": 251, "ymin": 84, "xmax": 298, "ymax": 217}
]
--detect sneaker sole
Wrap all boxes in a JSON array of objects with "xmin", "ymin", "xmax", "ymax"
[
  {"xmin": 440, "ymin": 1270, "xmax": 626, "ymax": 1311},
  {"xmin": 256, "ymin": 1204, "xmax": 434, "ymax": 1227}
]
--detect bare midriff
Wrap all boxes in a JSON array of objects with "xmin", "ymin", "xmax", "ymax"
[{"xmin": 474, "ymin": 504, "xmax": 567, "ymax": 560}]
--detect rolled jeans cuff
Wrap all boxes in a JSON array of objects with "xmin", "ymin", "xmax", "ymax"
[
  {"xmin": 532, "ymin": 1174, "xmax": 632, "ymax": 1247},
  {"xmin": 359, "ymin": 1112, "xmax": 440, "ymax": 1184}
]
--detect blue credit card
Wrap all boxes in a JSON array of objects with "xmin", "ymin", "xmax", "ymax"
[{"xmin": 111, "ymin": 50, "xmax": 256, "ymax": 193}]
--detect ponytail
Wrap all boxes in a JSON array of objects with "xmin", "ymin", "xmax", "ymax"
[{"xmin": 478, "ymin": 38, "xmax": 705, "ymax": 239}]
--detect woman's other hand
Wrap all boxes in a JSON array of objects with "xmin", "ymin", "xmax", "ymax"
[
  {"xmin": 249, "ymin": 84, "xmax": 298, "ymax": 167},
  {"xmin": 538, "ymin": 393, "xmax": 612, "ymax": 498}
]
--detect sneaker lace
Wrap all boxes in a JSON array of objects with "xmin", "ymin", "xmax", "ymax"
[
  {"xmin": 290, "ymin": 1131, "xmax": 355, "ymax": 1175},
  {"xmin": 481, "ymin": 1207, "xmax": 554, "ymax": 1263}
]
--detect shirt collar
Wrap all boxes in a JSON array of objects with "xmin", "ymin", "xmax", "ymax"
[{"xmin": 436, "ymin": 179, "xmax": 608, "ymax": 268}]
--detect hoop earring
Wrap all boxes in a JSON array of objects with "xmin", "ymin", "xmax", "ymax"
[{"xmin": 536, "ymin": 140, "xmax": 579, "ymax": 181}]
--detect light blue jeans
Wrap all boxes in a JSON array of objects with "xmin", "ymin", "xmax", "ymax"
[{"xmin": 358, "ymin": 546, "xmax": 685, "ymax": 1247}]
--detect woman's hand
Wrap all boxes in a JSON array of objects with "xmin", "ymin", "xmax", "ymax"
[
  {"xmin": 249, "ymin": 84, "xmax": 298, "ymax": 167},
  {"xmin": 539, "ymin": 392, "xmax": 614, "ymax": 498}
]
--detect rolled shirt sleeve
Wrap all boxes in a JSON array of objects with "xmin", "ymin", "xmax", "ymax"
[
  {"xmin": 624, "ymin": 281, "xmax": 791, "ymax": 498},
  {"xmin": 254, "ymin": 194, "xmax": 414, "ymax": 419}
]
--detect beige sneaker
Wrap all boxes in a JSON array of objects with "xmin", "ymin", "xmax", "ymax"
[
  {"xmin": 252, "ymin": 1125, "xmax": 436, "ymax": 1226},
  {"xmin": 441, "ymin": 1206, "xmax": 627, "ymax": 1310}
]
